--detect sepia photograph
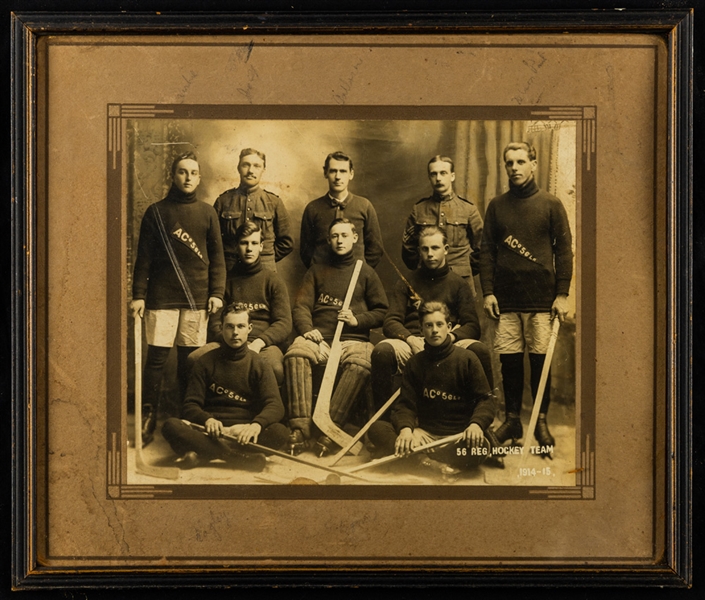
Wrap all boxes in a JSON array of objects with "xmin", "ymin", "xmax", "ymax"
[
  {"xmin": 13, "ymin": 15, "xmax": 689, "ymax": 583},
  {"xmin": 114, "ymin": 110, "xmax": 585, "ymax": 496}
]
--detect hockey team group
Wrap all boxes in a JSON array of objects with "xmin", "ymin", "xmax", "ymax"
[{"xmin": 130, "ymin": 141, "xmax": 573, "ymax": 482}]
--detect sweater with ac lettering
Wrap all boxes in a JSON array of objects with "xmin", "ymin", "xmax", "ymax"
[
  {"xmin": 132, "ymin": 185, "xmax": 226, "ymax": 310},
  {"xmin": 208, "ymin": 257, "xmax": 292, "ymax": 346},
  {"xmin": 479, "ymin": 178, "xmax": 573, "ymax": 312},
  {"xmin": 392, "ymin": 336, "xmax": 495, "ymax": 437},
  {"xmin": 292, "ymin": 249, "xmax": 388, "ymax": 343},
  {"xmin": 182, "ymin": 342, "xmax": 284, "ymax": 428}
]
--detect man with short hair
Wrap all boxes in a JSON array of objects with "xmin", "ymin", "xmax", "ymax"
[
  {"xmin": 192, "ymin": 221, "xmax": 292, "ymax": 386},
  {"xmin": 479, "ymin": 141, "xmax": 573, "ymax": 450},
  {"xmin": 300, "ymin": 151, "xmax": 384, "ymax": 268},
  {"xmin": 402, "ymin": 155, "xmax": 483, "ymax": 296},
  {"xmin": 285, "ymin": 218, "xmax": 388, "ymax": 456},
  {"xmin": 131, "ymin": 151, "xmax": 226, "ymax": 446},
  {"xmin": 367, "ymin": 301, "xmax": 499, "ymax": 476},
  {"xmin": 213, "ymin": 147, "xmax": 294, "ymax": 272},
  {"xmin": 371, "ymin": 225, "xmax": 493, "ymax": 414},
  {"xmin": 161, "ymin": 306, "xmax": 289, "ymax": 471}
]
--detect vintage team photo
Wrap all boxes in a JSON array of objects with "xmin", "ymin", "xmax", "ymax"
[{"xmin": 109, "ymin": 108, "xmax": 586, "ymax": 496}]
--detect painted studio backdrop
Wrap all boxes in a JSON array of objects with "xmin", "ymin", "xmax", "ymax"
[{"xmin": 125, "ymin": 118, "xmax": 577, "ymax": 437}]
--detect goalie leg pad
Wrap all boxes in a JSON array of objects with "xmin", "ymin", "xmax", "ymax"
[
  {"xmin": 285, "ymin": 355, "xmax": 313, "ymax": 439},
  {"xmin": 329, "ymin": 362, "xmax": 371, "ymax": 427}
]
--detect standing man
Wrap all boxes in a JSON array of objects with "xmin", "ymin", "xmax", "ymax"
[
  {"xmin": 131, "ymin": 151, "xmax": 226, "ymax": 446},
  {"xmin": 402, "ymin": 155, "xmax": 483, "ymax": 296},
  {"xmin": 367, "ymin": 301, "xmax": 500, "ymax": 477},
  {"xmin": 371, "ymin": 225, "xmax": 493, "ymax": 414},
  {"xmin": 479, "ymin": 141, "xmax": 573, "ymax": 451},
  {"xmin": 300, "ymin": 151, "xmax": 384, "ymax": 269},
  {"xmin": 162, "ymin": 306, "xmax": 289, "ymax": 471},
  {"xmin": 213, "ymin": 148, "xmax": 294, "ymax": 272}
]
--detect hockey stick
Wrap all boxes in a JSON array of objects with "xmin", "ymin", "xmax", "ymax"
[
  {"xmin": 329, "ymin": 388, "xmax": 400, "ymax": 466},
  {"xmin": 520, "ymin": 318, "xmax": 561, "ymax": 464},
  {"xmin": 312, "ymin": 259, "xmax": 364, "ymax": 454},
  {"xmin": 346, "ymin": 432, "xmax": 464, "ymax": 474},
  {"xmin": 182, "ymin": 420, "xmax": 369, "ymax": 482},
  {"xmin": 134, "ymin": 316, "xmax": 179, "ymax": 480}
]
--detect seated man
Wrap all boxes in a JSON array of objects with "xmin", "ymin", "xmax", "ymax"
[
  {"xmin": 368, "ymin": 301, "xmax": 501, "ymax": 476},
  {"xmin": 285, "ymin": 218, "xmax": 389, "ymax": 456},
  {"xmin": 371, "ymin": 226, "xmax": 493, "ymax": 413},
  {"xmin": 192, "ymin": 220, "xmax": 292, "ymax": 386},
  {"xmin": 162, "ymin": 306, "xmax": 289, "ymax": 471}
]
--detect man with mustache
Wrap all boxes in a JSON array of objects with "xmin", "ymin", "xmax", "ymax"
[
  {"xmin": 402, "ymin": 155, "xmax": 484, "ymax": 297},
  {"xmin": 213, "ymin": 148, "xmax": 294, "ymax": 272}
]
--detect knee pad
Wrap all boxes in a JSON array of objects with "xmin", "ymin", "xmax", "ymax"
[
  {"xmin": 341, "ymin": 342, "xmax": 373, "ymax": 371},
  {"xmin": 329, "ymin": 363, "xmax": 371, "ymax": 426},
  {"xmin": 284, "ymin": 337, "xmax": 319, "ymax": 363}
]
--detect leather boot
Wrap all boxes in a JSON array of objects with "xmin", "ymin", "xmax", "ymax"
[
  {"xmin": 535, "ymin": 413, "xmax": 555, "ymax": 448},
  {"xmin": 315, "ymin": 434, "xmax": 340, "ymax": 458},
  {"xmin": 288, "ymin": 429, "xmax": 308, "ymax": 456},
  {"xmin": 494, "ymin": 412, "xmax": 522, "ymax": 445},
  {"xmin": 141, "ymin": 404, "xmax": 157, "ymax": 447}
]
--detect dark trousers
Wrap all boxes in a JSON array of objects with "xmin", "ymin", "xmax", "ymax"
[{"xmin": 162, "ymin": 418, "xmax": 289, "ymax": 459}]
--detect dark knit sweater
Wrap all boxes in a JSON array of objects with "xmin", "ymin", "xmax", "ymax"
[
  {"xmin": 300, "ymin": 193, "xmax": 384, "ymax": 268},
  {"xmin": 182, "ymin": 342, "xmax": 285, "ymax": 428},
  {"xmin": 213, "ymin": 184, "xmax": 294, "ymax": 263},
  {"xmin": 479, "ymin": 178, "xmax": 573, "ymax": 312},
  {"xmin": 392, "ymin": 336, "xmax": 495, "ymax": 436},
  {"xmin": 132, "ymin": 185, "xmax": 226, "ymax": 310},
  {"xmin": 402, "ymin": 191, "xmax": 483, "ymax": 277},
  {"xmin": 292, "ymin": 250, "xmax": 388, "ymax": 343},
  {"xmin": 209, "ymin": 258, "xmax": 292, "ymax": 346},
  {"xmin": 383, "ymin": 263, "xmax": 481, "ymax": 341}
]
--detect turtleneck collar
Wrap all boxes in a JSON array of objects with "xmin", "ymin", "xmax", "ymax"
[
  {"xmin": 233, "ymin": 256, "xmax": 263, "ymax": 276},
  {"xmin": 165, "ymin": 183, "xmax": 198, "ymax": 204},
  {"xmin": 220, "ymin": 341, "xmax": 249, "ymax": 361},
  {"xmin": 424, "ymin": 333, "xmax": 455, "ymax": 360},
  {"xmin": 509, "ymin": 177, "xmax": 539, "ymax": 199},
  {"xmin": 327, "ymin": 248, "xmax": 356, "ymax": 267},
  {"xmin": 419, "ymin": 262, "xmax": 450, "ymax": 280}
]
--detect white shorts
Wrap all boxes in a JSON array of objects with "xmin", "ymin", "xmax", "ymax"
[
  {"xmin": 376, "ymin": 337, "xmax": 481, "ymax": 374},
  {"xmin": 144, "ymin": 309, "xmax": 208, "ymax": 347},
  {"xmin": 493, "ymin": 312, "xmax": 552, "ymax": 354}
]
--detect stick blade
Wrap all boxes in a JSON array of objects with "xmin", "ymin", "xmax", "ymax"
[{"xmin": 135, "ymin": 450, "xmax": 180, "ymax": 480}]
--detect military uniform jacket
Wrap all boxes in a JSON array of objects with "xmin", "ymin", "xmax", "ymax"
[
  {"xmin": 402, "ymin": 191, "xmax": 483, "ymax": 279},
  {"xmin": 213, "ymin": 184, "xmax": 294, "ymax": 264}
]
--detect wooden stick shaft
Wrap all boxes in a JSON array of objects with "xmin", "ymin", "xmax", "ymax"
[
  {"xmin": 134, "ymin": 316, "xmax": 143, "ymax": 455},
  {"xmin": 329, "ymin": 388, "xmax": 400, "ymax": 466},
  {"xmin": 183, "ymin": 421, "xmax": 368, "ymax": 482},
  {"xmin": 521, "ymin": 318, "xmax": 561, "ymax": 464},
  {"xmin": 346, "ymin": 432, "xmax": 464, "ymax": 474},
  {"xmin": 312, "ymin": 260, "xmax": 364, "ymax": 451}
]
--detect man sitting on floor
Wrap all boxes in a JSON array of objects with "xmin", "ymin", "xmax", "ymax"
[
  {"xmin": 368, "ymin": 301, "xmax": 502, "ymax": 477},
  {"xmin": 162, "ymin": 305, "xmax": 289, "ymax": 471}
]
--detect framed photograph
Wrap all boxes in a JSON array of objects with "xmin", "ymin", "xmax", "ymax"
[{"xmin": 11, "ymin": 9, "xmax": 692, "ymax": 588}]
